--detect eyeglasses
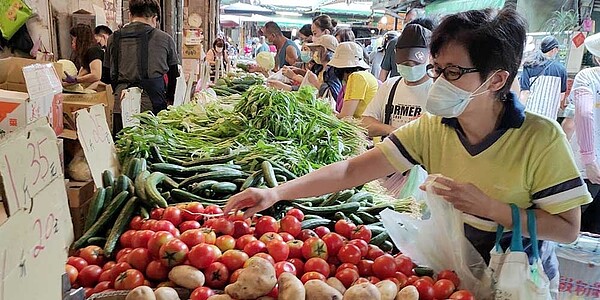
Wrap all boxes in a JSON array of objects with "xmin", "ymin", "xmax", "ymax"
[{"xmin": 426, "ymin": 64, "xmax": 479, "ymax": 81}]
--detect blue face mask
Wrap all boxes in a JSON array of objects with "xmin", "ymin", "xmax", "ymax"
[
  {"xmin": 396, "ymin": 63, "xmax": 427, "ymax": 82},
  {"xmin": 300, "ymin": 51, "xmax": 312, "ymax": 63}
]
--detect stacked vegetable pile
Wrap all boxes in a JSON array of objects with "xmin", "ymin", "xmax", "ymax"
[
  {"xmin": 212, "ymin": 72, "xmax": 265, "ymax": 97},
  {"xmin": 67, "ymin": 201, "xmax": 475, "ymax": 300}
]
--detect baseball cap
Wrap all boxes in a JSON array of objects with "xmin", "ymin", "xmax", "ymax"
[
  {"xmin": 306, "ymin": 34, "xmax": 338, "ymax": 52},
  {"xmin": 395, "ymin": 24, "xmax": 431, "ymax": 64},
  {"xmin": 540, "ymin": 36, "xmax": 559, "ymax": 53},
  {"xmin": 585, "ymin": 32, "xmax": 600, "ymax": 57},
  {"xmin": 328, "ymin": 42, "xmax": 370, "ymax": 69}
]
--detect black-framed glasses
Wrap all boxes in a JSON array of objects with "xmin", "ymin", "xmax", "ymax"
[{"xmin": 426, "ymin": 64, "xmax": 479, "ymax": 81}]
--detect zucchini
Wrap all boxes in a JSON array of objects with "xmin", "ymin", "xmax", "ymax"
[
  {"xmin": 150, "ymin": 144, "xmax": 166, "ymax": 163},
  {"xmin": 346, "ymin": 191, "xmax": 372, "ymax": 203},
  {"xmin": 72, "ymin": 191, "xmax": 130, "ymax": 249},
  {"xmin": 356, "ymin": 211, "xmax": 379, "ymax": 224},
  {"xmin": 292, "ymin": 202, "xmax": 361, "ymax": 216},
  {"xmin": 135, "ymin": 170, "xmax": 151, "ymax": 203},
  {"xmin": 102, "ymin": 170, "xmax": 114, "ymax": 188},
  {"xmin": 319, "ymin": 191, "xmax": 340, "ymax": 207},
  {"xmin": 179, "ymin": 169, "xmax": 246, "ymax": 188},
  {"xmin": 182, "ymin": 152, "xmax": 237, "ymax": 167},
  {"xmin": 370, "ymin": 231, "xmax": 390, "ymax": 246},
  {"xmin": 241, "ymin": 170, "xmax": 263, "ymax": 190},
  {"xmin": 87, "ymin": 237, "xmax": 107, "ymax": 247},
  {"xmin": 349, "ymin": 213, "xmax": 364, "ymax": 225},
  {"xmin": 171, "ymin": 189, "xmax": 228, "ymax": 205},
  {"xmin": 301, "ymin": 218, "xmax": 332, "ymax": 229},
  {"xmin": 145, "ymin": 172, "xmax": 169, "ymax": 208},
  {"xmin": 261, "ymin": 161, "xmax": 278, "ymax": 188},
  {"xmin": 191, "ymin": 180, "xmax": 220, "ymax": 195},
  {"xmin": 84, "ymin": 188, "xmax": 106, "ymax": 231},
  {"xmin": 211, "ymin": 182, "xmax": 238, "ymax": 195},
  {"xmin": 104, "ymin": 196, "xmax": 138, "ymax": 257}
]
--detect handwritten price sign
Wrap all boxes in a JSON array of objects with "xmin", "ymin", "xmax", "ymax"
[{"xmin": 76, "ymin": 104, "xmax": 120, "ymax": 187}]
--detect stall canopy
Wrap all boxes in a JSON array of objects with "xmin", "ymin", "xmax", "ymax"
[
  {"xmin": 425, "ymin": 0, "xmax": 505, "ymax": 15},
  {"xmin": 256, "ymin": 16, "xmax": 313, "ymax": 28},
  {"xmin": 222, "ymin": 2, "xmax": 276, "ymax": 15},
  {"xmin": 312, "ymin": 2, "xmax": 385, "ymax": 17}
]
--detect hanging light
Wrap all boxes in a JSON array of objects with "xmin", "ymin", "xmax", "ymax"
[{"xmin": 380, "ymin": 16, "xmax": 388, "ymax": 25}]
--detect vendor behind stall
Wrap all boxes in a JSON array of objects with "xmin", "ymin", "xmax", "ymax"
[{"xmin": 64, "ymin": 24, "xmax": 104, "ymax": 85}]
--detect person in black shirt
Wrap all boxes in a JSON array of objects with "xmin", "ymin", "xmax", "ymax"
[
  {"xmin": 94, "ymin": 25, "xmax": 113, "ymax": 50},
  {"xmin": 65, "ymin": 24, "xmax": 104, "ymax": 85}
]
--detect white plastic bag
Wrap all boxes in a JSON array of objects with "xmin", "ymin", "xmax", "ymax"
[
  {"xmin": 381, "ymin": 175, "xmax": 493, "ymax": 299},
  {"xmin": 120, "ymin": 87, "xmax": 142, "ymax": 128},
  {"xmin": 268, "ymin": 69, "xmax": 292, "ymax": 84}
]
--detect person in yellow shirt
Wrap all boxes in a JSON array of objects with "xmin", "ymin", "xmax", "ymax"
[{"xmin": 327, "ymin": 42, "xmax": 379, "ymax": 118}]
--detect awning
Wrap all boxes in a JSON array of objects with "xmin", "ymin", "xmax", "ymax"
[
  {"xmin": 425, "ymin": 0, "xmax": 505, "ymax": 15},
  {"xmin": 222, "ymin": 2, "xmax": 276, "ymax": 15},
  {"xmin": 256, "ymin": 16, "xmax": 313, "ymax": 28},
  {"xmin": 312, "ymin": 2, "xmax": 385, "ymax": 17}
]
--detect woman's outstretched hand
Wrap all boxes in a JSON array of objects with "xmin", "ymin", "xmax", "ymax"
[{"xmin": 224, "ymin": 187, "xmax": 280, "ymax": 218}]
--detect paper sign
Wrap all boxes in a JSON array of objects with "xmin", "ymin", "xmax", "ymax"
[
  {"xmin": 22, "ymin": 64, "xmax": 61, "ymax": 100},
  {"xmin": 173, "ymin": 66, "xmax": 188, "ymax": 107},
  {"xmin": 121, "ymin": 87, "xmax": 142, "ymax": 128},
  {"xmin": 76, "ymin": 104, "xmax": 119, "ymax": 187}
]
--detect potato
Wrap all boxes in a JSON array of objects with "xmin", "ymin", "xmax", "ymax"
[
  {"xmin": 207, "ymin": 295, "xmax": 233, "ymax": 300},
  {"xmin": 224, "ymin": 257, "xmax": 277, "ymax": 299},
  {"xmin": 304, "ymin": 279, "xmax": 343, "ymax": 300},
  {"xmin": 343, "ymin": 282, "xmax": 381, "ymax": 300},
  {"xmin": 277, "ymin": 272, "xmax": 305, "ymax": 300},
  {"xmin": 126, "ymin": 286, "xmax": 156, "ymax": 300},
  {"xmin": 168, "ymin": 265, "xmax": 205, "ymax": 289},
  {"xmin": 326, "ymin": 277, "xmax": 347, "ymax": 295},
  {"xmin": 154, "ymin": 287, "xmax": 180, "ymax": 300},
  {"xmin": 376, "ymin": 280, "xmax": 399, "ymax": 300},
  {"xmin": 396, "ymin": 285, "xmax": 419, "ymax": 300}
]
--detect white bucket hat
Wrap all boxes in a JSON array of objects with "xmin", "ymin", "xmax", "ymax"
[
  {"xmin": 328, "ymin": 42, "xmax": 369, "ymax": 69},
  {"xmin": 585, "ymin": 32, "xmax": 600, "ymax": 57},
  {"xmin": 306, "ymin": 34, "xmax": 338, "ymax": 52}
]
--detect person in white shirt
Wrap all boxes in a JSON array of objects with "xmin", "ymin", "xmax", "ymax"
[{"xmin": 362, "ymin": 24, "xmax": 433, "ymax": 138}]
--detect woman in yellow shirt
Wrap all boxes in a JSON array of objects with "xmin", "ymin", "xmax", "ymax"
[{"xmin": 328, "ymin": 42, "xmax": 379, "ymax": 118}]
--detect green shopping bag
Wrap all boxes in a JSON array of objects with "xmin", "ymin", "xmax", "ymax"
[{"xmin": 0, "ymin": 0, "xmax": 33, "ymax": 40}]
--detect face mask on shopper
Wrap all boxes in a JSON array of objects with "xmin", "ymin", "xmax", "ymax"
[
  {"xmin": 301, "ymin": 51, "xmax": 312, "ymax": 63},
  {"xmin": 397, "ymin": 63, "xmax": 427, "ymax": 82},
  {"xmin": 216, "ymin": 46, "xmax": 224, "ymax": 52},
  {"xmin": 426, "ymin": 71, "xmax": 498, "ymax": 117}
]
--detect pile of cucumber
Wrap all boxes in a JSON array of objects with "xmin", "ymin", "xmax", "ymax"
[{"xmin": 212, "ymin": 73, "xmax": 265, "ymax": 97}]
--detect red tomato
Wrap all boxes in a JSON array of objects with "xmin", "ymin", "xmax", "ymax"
[
  {"xmin": 354, "ymin": 277, "xmax": 370, "ymax": 285},
  {"xmin": 267, "ymin": 285, "xmax": 279, "ymax": 298},
  {"xmin": 394, "ymin": 272, "xmax": 408, "ymax": 289},
  {"xmin": 450, "ymin": 290, "xmax": 475, "ymax": 300},
  {"xmin": 421, "ymin": 276, "xmax": 435, "ymax": 284},
  {"xmin": 337, "ymin": 263, "xmax": 359, "ymax": 273},
  {"xmin": 235, "ymin": 234, "xmax": 257, "ymax": 250},
  {"xmin": 152, "ymin": 220, "xmax": 176, "ymax": 234},
  {"xmin": 109, "ymin": 262, "xmax": 131, "ymax": 281},
  {"xmin": 132, "ymin": 230, "xmax": 155, "ymax": 249},
  {"xmin": 190, "ymin": 286, "xmax": 215, "ymax": 300},
  {"xmin": 67, "ymin": 256, "xmax": 88, "ymax": 272},
  {"xmin": 79, "ymin": 246, "xmax": 105, "ymax": 266},
  {"xmin": 280, "ymin": 215, "xmax": 302, "ymax": 237},
  {"xmin": 243, "ymin": 240, "xmax": 267, "ymax": 257},
  {"xmin": 373, "ymin": 254, "xmax": 397, "ymax": 279},
  {"xmin": 179, "ymin": 229, "xmax": 205, "ymax": 248},
  {"xmin": 99, "ymin": 269, "xmax": 111, "ymax": 282},
  {"xmin": 394, "ymin": 254, "xmax": 415, "ymax": 276},
  {"xmin": 220, "ymin": 250, "xmax": 249, "ymax": 271},
  {"xmin": 147, "ymin": 231, "xmax": 174, "ymax": 258},
  {"xmin": 298, "ymin": 229, "xmax": 318, "ymax": 241},
  {"xmin": 287, "ymin": 240, "xmax": 304, "ymax": 259},
  {"xmin": 92, "ymin": 281, "xmax": 111, "ymax": 294},
  {"xmin": 301, "ymin": 271, "xmax": 326, "ymax": 283},
  {"xmin": 204, "ymin": 262, "xmax": 229, "ymax": 289},
  {"xmin": 350, "ymin": 225, "xmax": 372, "ymax": 243},
  {"xmin": 78, "ymin": 265, "xmax": 102, "ymax": 287},
  {"xmin": 145, "ymin": 260, "xmax": 169, "ymax": 281},
  {"xmin": 204, "ymin": 205, "xmax": 223, "ymax": 215},
  {"xmin": 199, "ymin": 228, "xmax": 217, "ymax": 245},
  {"xmin": 302, "ymin": 237, "xmax": 329, "ymax": 260},
  {"xmin": 414, "ymin": 278, "xmax": 435, "ymax": 300},
  {"xmin": 127, "ymin": 248, "xmax": 151, "ymax": 271},
  {"xmin": 279, "ymin": 232, "xmax": 295, "ymax": 242},
  {"xmin": 322, "ymin": 232, "xmax": 345, "ymax": 256},
  {"xmin": 357, "ymin": 259, "xmax": 374, "ymax": 277},
  {"xmin": 229, "ymin": 269, "xmax": 243, "ymax": 283},
  {"xmin": 367, "ymin": 245, "xmax": 385, "ymax": 260},
  {"xmin": 212, "ymin": 218, "xmax": 234, "ymax": 236},
  {"xmin": 102, "ymin": 261, "xmax": 116, "ymax": 271},
  {"xmin": 267, "ymin": 239, "xmax": 289, "ymax": 262},
  {"xmin": 334, "ymin": 220, "xmax": 356, "ymax": 239},
  {"xmin": 65, "ymin": 264, "xmax": 78, "ymax": 285},
  {"xmin": 181, "ymin": 202, "xmax": 204, "ymax": 221},
  {"xmin": 273, "ymin": 260, "xmax": 296, "ymax": 277},
  {"xmin": 150, "ymin": 208, "xmax": 165, "ymax": 220},
  {"xmin": 159, "ymin": 239, "xmax": 189, "ymax": 267},
  {"xmin": 329, "ymin": 263, "xmax": 337, "ymax": 277},
  {"xmin": 348, "ymin": 239, "xmax": 369, "ymax": 257},
  {"xmin": 337, "ymin": 244, "xmax": 361, "ymax": 264},
  {"xmin": 259, "ymin": 232, "xmax": 283, "ymax": 244},
  {"xmin": 314, "ymin": 226, "xmax": 331, "ymax": 237},
  {"xmin": 141, "ymin": 219, "xmax": 156, "ymax": 230},
  {"xmin": 437, "ymin": 269, "xmax": 461, "ymax": 288},
  {"xmin": 286, "ymin": 208, "xmax": 304, "ymax": 221},
  {"xmin": 407, "ymin": 275, "xmax": 420, "ymax": 285},
  {"xmin": 179, "ymin": 220, "xmax": 201, "ymax": 232},
  {"xmin": 215, "ymin": 235, "xmax": 236, "ymax": 252},
  {"xmin": 189, "ymin": 244, "xmax": 220, "ymax": 269},
  {"xmin": 434, "ymin": 279, "xmax": 456, "ymax": 299},
  {"xmin": 368, "ymin": 276, "xmax": 381, "ymax": 284},
  {"xmin": 232, "ymin": 220, "xmax": 251, "ymax": 238},
  {"xmin": 114, "ymin": 269, "xmax": 144, "ymax": 290},
  {"xmin": 255, "ymin": 216, "xmax": 280, "ymax": 237},
  {"xmin": 119, "ymin": 230, "xmax": 136, "ymax": 248},
  {"xmin": 253, "ymin": 253, "xmax": 276, "ymax": 266},
  {"xmin": 162, "ymin": 206, "xmax": 183, "ymax": 226},
  {"xmin": 335, "ymin": 268, "xmax": 359, "ymax": 288},
  {"xmin": 129, "ymin": 216, "xmax": 145, "ymax": 230},
  {"xmin": 287, "ymin": 258, "xmax": 305, "ymax": 276},
  {"xmin": 304, "ymin": 258, "xmax": 330, "ymax": 277}
]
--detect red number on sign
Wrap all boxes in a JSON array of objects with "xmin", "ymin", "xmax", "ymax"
[
  {"xmin": 32, "ymin": 213, "xmax": 57, "ymax": 258},
  {"xmin": 32, "ymin": 219, "xmax": 46, "ymax": 258}
]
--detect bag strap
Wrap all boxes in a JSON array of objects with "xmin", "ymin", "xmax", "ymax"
[
  {"xmin": 529, "ymin": 60, "xmax": 554, "ymax": 88},
  {"xmin": 384, "ymin": 78, "xmax": 402, "ymax": 125},
  {"xmin": 526, "ymin": 209, "xmax": 540, "ymax": 260},
  {"xmin": 495, "ymin": 223, "xmax": 505, "ymax": 252},
  {"xmin": 509, "ymin": 204, "xmax": 524, "ymax": 252}
]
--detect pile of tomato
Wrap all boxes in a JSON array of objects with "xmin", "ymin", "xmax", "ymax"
[{"xmin": 65, "ymin": 203, "xmax": 475, "ymax": 300}]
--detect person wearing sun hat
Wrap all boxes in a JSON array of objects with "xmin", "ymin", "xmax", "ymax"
[{"xmin": 328, "ymin": 41, "xmax": 378, "ymax": 118}]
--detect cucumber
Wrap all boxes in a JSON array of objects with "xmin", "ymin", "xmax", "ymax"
[
  {"xmin": 275, "ymin": 174, "xmax": 287, "ymax": 183},
  {"xmin": 359, "ymin": 203, "xmax": 394, "ymax": 214},
  {"xmin": 150, "ymin": 145, "xmax": 166, "ymax": 163},
  {"xmin": 102, "ymin": 170, "xmax": 114, "ymax": 188},
  {"xmin": 365, "ymin": 225, "xmax": 386, "ymax": 236},
  {"xmin": 333, "ymin": 211, "xmax": 347, "ymax": 221},
  {"xmin": 337, "ymin": 189, "xmax": 355, "ymax": 202},
  {"xmin": 232, "ymin": 178, "xmax": 246, "ymax": 188},
  {"xmin": 381, "ymin": 240, "xmax": 394, "ymax": 252},
  {"xmin": 260, "ymin": 158, "xmax": 297, "ymax": 180},
  {"xmin": 171, "ymin": 189, "xmax": 228, "ymax": 205},
  {"xmin": 162, "ymin": 176, "xmax": 180, "ymax": 190},
  {"xmin": 87, "ymin": 237, "xmax": 107, "ymax": 247},
  {"xmin": 182, "ymin": 164, "xmax": 242, "ymax": 175},
  {"xmin": 241, "ymin": 170, "xmax": 263, "ymax": 190},
  {"xmin": 356, "ymin": 211, "xmax": 379, "ymax": 224},
  {"xmin": 349, "ymin": 213, "xmax": 364, "ymax": 225},
  {"xmin": 104, "ymin": 196, "xmax": 138, "ymax": 257},
  {"xmin": 179, "ymin": 169, "xmax": 246, "ymax": 188},
  {"xmin": 414, "ymin": 266, "xmax": 435, "ymax": 277},
  {"xmin": 139, "ymin": 206, "xmax": 150, "ymax": 219},
  {"xmin": 346, "ymin": 191, "xmax": 372, "ymax": 203},
  {"xmin": 127, "ymin": 158, "xmax": 142, "ymax": 180},
  {"xmin": 182, "ymin": 152, "xmax": 237, "ymax": 167},
  {"xmin": 102, "ymin": 186, "xmax": 114, "ymax": 211},
  {"xmin": 292, "ymin": 202, "xmax": 361, "ymax": 216},
  {"xmin": 296, "ymin": 196, "xmax": 326, "ymax": 206},
  {"xmin": 370, "ymin": 231, "xmax": 390, "ymax": 246},
  {"xmin": 191, "ymin": 180, "xmax": 220, "ymax": 195},
  {"xmin": 114, "ymin": 175, "xmax": 129, "ymax": 194},
  {"xmin": 319, "ymin": 192, "xmax": 340, "ymax": 207},
  {"xmin": 125, "ymin": 176, "xmax": 135, "ymax": 195},
  {"xmin": 301, "ymin": 218, "xmax": 332, "ymax": 229},
  {"xmin": 302, "ymin": 214, "xmax": 324, "ymax": 220},
  {"xmin": 261, "ymin": 161, "xmax": 278, "ymax": 188},
  {"xmin": 211, "ymin": 182, "xmax": 238, "ymax": 195},
  {"xmin": 72, "ymin": 191, "xmax": 130, "ymax": 249},
  {"xmin": 150, "ymin": 163, "xmax": 186, "ymax": 175},
  {"xmin": 166, "ymin": 156, "xmax": 187, "ymax": 165},
  {"xmin": 145, "ymin": 172, "xmax": 169, "ymax": 208},
  {"xmin": 84, "ymin": 188, "xmax": 106, "ymax": 231},
  {"xmin": 135, "ymin": 170, "xmax": 151, "ymax": 204},
  {"xmin": 139, "ymin": 158, "xmax": 147, "ymax": 173}
]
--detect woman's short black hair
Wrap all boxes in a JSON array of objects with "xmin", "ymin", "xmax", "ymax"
[
  {"xmin": 430, "ymin": 7, "xmax": 527, "ymax": 99},
  {"xmin": 333, "ymin": 66, "xmax": 366, "ymax": 80},
  {"xmin": 299, "ymin": 24, "xmax": 312, "ymax": 37}
]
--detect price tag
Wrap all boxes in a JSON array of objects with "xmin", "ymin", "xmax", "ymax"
[
  {"xmin": 120, "ymin": 87, "xmax": 142, "ymax": 128},
  {"xmin": 76, "ymin": 104, "xmax": 119, "ymax": 187}
]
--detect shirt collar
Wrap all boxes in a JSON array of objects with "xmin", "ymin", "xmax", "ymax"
[{"xmin": 441, "ymin": 92, "xmax": 525, "ymax": 129}]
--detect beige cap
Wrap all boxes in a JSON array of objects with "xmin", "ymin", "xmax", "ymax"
[
  {"xmin": 306, "ymin": 34, "xmax": 339, "ymax": 52},
  {"xmin": 328, "ymin": 42, "xmax": 369, "ymax": 69}
]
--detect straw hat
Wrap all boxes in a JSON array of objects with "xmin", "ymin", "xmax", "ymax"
[
  {"xmin": 328, "ymin": 42, "xmax": 369, "ymax": 69},
  {"xmin": 306, "ymin": 34, "xmax": 338, "ymax": 52}
]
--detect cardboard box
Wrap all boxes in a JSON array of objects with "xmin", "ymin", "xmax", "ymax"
[
  {"xmin": 66, "ymin": 180, "xmax": 95, "ymax": 208},
  {"xmin": 182, "ymin": 44, "xmax": 203, "ymax": 59},
  {"xmin": 72, "ymin": 9, "xmax": 96, "ymax": 28},
  {"xmin": 0, "ymin": 57, "xmax": 63, "ymax": 90},
  {"xmin": 62, "ymin": 84, "xmax": 114, "ymax": 132},
  {"xmin": 0, "ymin": 89, "xmax": 63, "ymax": 135},
  {"xmin": 69, "ymin": 197, "xmax": 91, "ymax": 240},
  {"xmin": 557, "ymin": 233, "xmax": 600, "ymax": 299}
]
